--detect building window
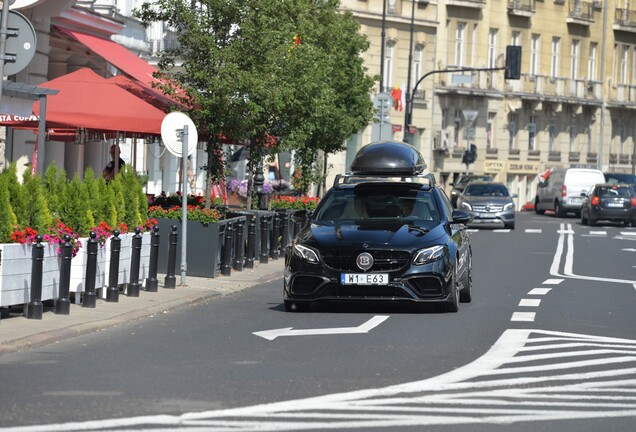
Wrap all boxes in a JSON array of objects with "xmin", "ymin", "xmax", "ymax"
[
  {"xmin": 569, "ymin": 123, "xmax": 577, "ymax": 153},
  {"xmin": 571, "ymin": 40, "xmax": 580, "ymax": 80},
  {"xmin": 454, "ymin": 110, "xmax": 462, "ymax": 147},
  {"xmin": 471, "ymin": 24, "xmax": 478, "ymax": 67},
  {"xmin": 529, "ymin": 116, "xmax": 537, "ymax": 151},
  {"xmin": 551, "ymin": 37, "xmax": 561, "ymax": 79},
  {"xmin": 620, "ymin": 123, "xmax": 626, "ymax": 153},
  {"xmin": 530, "ymin": 34, "xmax": 540, "ymax": 77},
  {"xmin": 588, "ymin": 42, "xmax": 597, "ymax": 82},
  {"xmin": 508, "ymin": 113, "xmax": 517, "ymax": 150},
  {"xmin": 511, "ymin": 31, "xmax": 521, "ymax": 47},
  {"xmin": 487, "ymin": 112, "xmax": 496, "ymax": 149},
  {"xmin": 455, "ymin": 22, "xmax": 466, "ymax": 67},
  {"xmin": 549, "ymin": 116, "xmax": 557, "ymax": 152},
  {"xmin": 620, "ymin": 45, "xmax": 629, "ymax": 85},
  {"xmin": 488, "ymin": 29, "xmax": 498, "ymax": 68},
  {"xmin": 383, "ymin": 41, "xmax": 395, "ymax": 91},
  {"xmin": 413, "ymin": 44, "xmax": 424, "ymax": 94},
  {"xmin": 586, "ymin": 125, "xmax": 593, "ymax": 154}
]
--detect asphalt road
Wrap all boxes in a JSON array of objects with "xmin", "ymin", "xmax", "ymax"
[{"xmin": 1, "ymin": 212, "xmax": 635, "ymax": 431}]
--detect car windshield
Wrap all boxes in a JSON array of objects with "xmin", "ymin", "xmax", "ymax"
[
  {"xmin": 456, "ymin": 175, "xmax": 492, "ymax": 186},
  {"xmin": 315, "ymin": 184, "xmax": 440, "ymax": 222},
  {"xmin": 464, "ymin": 183, "xmax": 509, "ymax": 197}
]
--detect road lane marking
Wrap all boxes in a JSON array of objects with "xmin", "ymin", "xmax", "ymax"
[
  {"xmin": 518, "ymin": 299, "xmax": 541, "ymax": 307},
  {"xmin": 525, "ymin": 229, "xmax": 542, "ymax": 233},
  {"xmin": 543, "ymin": 279, "xmax": 563, "ymax": 285},
  {"xmin": 620, "ymin": 232, "xmax": 636, "ymax": 236},
  {"xmin": 253, "ymin": 315, "xmax": 389, "ymax": 340},
  {"xmin": 511, "ymin": 312, "xmax": 536, "ymax": 322},
  {"xmin": 528, "ymin": 288, "xmax": 552, "ymax": 295},
  {"xmin": 493, "ymin": 229, "xmax": 510, "ymax": 233},
  {"xmin": 589, "ymin": 231, "xmax": 606, "ymax": 236}
]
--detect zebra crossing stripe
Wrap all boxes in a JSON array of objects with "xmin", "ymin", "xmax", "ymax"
[
  {"xmin": 528, "ymin": 288, "xmax": 551, "ymax": 295},
  {"xmin": 511, "ymin": 312, "xmax": 536, "ymax": 322}
]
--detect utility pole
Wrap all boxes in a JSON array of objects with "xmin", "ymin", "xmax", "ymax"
[{"xmin": 403, "ymin": 0, "xmax": 416, "ymax": 143}]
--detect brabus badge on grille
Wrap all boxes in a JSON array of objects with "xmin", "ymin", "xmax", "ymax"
[{"xmin": 356, "ymin": 252, "xmax": 374, "ymax": 271}]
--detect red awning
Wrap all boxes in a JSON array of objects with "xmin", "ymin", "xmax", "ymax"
[
  {"xmin": 56, "ymin": 27, "xmax": 159, "ymax": 89},
  {"xmin": 23, "ymin": 68, "xmax": 166, "ymax": 135}
]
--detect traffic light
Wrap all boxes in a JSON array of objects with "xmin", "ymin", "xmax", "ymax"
[
  {"xmin": 505, "ymin": 45, "xmax": 522, "ymax": 80},
  {"xmin": 462, "ymin": 144, "xmax": 477, "ymax": 165}
]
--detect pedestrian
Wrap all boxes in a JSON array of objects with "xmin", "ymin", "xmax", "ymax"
[{"xmin": 102, "ymin": 144, "xmax": 125, "ymax": 180}]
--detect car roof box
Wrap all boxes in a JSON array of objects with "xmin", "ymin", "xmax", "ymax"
[{"xmin": 350, "ymin": 141, "xmax": 427, "ymax": 176}]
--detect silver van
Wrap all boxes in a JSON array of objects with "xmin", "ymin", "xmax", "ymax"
[{"xmin": 534, "ymin": 168, "xmax": 605, "ymax": 217}]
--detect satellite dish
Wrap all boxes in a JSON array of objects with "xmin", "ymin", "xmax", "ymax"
[{"xmin": 161, "ymin": 112, "xmax": 198, "ymax": 157}]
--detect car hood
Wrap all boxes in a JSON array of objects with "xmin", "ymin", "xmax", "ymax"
[
  {"xmin": 300, "ymin": 221, "xmax": 447, "ymax": 249},
  {"xmin": 461, "ymin": 196, "xmax": 513, "ymax": 205}
]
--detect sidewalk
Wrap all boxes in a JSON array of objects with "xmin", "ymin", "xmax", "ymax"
[{"xmin": 0, "ymin": 259, "xmax": 286, "ymax": 355}]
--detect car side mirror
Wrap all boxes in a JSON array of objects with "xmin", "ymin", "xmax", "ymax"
[
  {"xmin": 451, "ymin": 210, "xmax": 471, "ymax": 224},
  {"xmin": 580, "ymin": 191, "xmax": 587, "ymax": 197}
]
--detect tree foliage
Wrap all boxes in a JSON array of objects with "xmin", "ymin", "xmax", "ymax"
[{"xmin": 135, "ymin": 0, "xmax": 375, "ymax": 203}]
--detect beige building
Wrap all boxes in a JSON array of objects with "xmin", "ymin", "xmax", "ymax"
[{"xmin": 336, "ymin": 0, "xmax": 636, "ymax": 208}]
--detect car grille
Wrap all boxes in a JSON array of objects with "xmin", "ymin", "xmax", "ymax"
[
  {"xmin": 321, "ymin": 249, "xmax": 411, "ymax": 272},
  {"xmin": 472, "ymin": 204, "xmax": 504, "ymax": 213},
  {"xmin": 406, "ymin": 276, "xmax": 444, "ymax": 297},
  {"xmin": 290, "ymin": 276, "xmax": 324, "ymax": 295},
  {"xmin": 325, "ymin": 283, "xmax": 410, "ymax": 299}
]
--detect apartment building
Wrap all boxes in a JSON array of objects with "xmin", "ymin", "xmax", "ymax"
[{"xmin": 338, "ymin": 0, "xmax": 636, "ymax": 207}]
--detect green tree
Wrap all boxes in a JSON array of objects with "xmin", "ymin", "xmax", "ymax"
[
  {"xmin": 59, "ymin": 174, "xmax": 91, "ymax": 235},
  {"xmin": 43, "ymin": 163, "xmax": 63, "ymax": 219},
  {"xmin": 0, "ymin": 175, "xmax": 17, "ymax": 242},
  {"xmin": 21, "ymin": 169, "xmax": 53, "ymax": 233},
  {"xmin": 4, "ymin": 163, "xmax": 28, "ymax": 228}
]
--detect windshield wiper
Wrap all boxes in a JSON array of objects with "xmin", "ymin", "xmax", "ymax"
[{"xmin": 407, "ymin": 225, "xmax": 429, "ymax": 235}]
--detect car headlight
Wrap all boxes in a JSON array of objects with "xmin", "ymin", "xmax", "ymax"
[
  {"xmin": 461, "ymin": 202, "xmax": 472, "ymax": 211},
  {"xmin": 451, "ymin": 190, "xmax": 459, "ymax": 196},
  {"xmin": 413, "ymin": 245, "xmax": 445, "ymax": 265},
  {"xmin": 293, "ymin": 244, "xmax": 320, "ymax": 263},
  {"xmin": 503, "ymin": 202, "xmax": 514, "ymax": 211}
]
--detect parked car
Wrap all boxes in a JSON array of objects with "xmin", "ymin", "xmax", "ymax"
[
  {"xmin": 580, "ymin": 183, "xmax": 636, "ymax": 226},
  {"xmin": 604, "ymin": 173, "xmax": 636, "ymax": 191},
  {"xmin": 535, "ymin": 167, "xmax": 605, "ymax": 217},
  {"xmin": 284, "ymin": 141, "xmax": 473, "ymax": 313},
  {"xmin": 457, "ymin": 182, "xmax": 517, "ymax": 229},
  {"xmin": 449, "ymin": 174, "xmax": 494, "ymax": 208}
]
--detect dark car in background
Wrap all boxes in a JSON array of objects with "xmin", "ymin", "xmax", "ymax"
[
  {"xmin": 457, "ymin": 182, "xmax": 517, "ymax": 229},
  {"xmin": 284, "ymin": 141, "xmax": 473, "ymax": 313},
  {"xmin": 580, "ymin": 183, "xmax": 636, "ymax": 226},
  {"xmin": 450, "ymin": 174, "xmax": 494, "ymax": 208}
]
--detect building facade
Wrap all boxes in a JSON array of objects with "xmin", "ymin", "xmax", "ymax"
[{"xmin": 338, "ymin": 0, "xmax": 636, "ymax": 208}]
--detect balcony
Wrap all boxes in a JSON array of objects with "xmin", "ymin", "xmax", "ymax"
[
  {"xmin": 586, "ymin": 152, "xmax": 598, "ymax": 163},
  {"xmin": 568, "ymin": 151, "xmax": 581, "ymax": 162},
  {"xmin": 567, "ymin": 1, "xmax": 595, "ymax": 25},
  {"xmin": 619, "ymin": 154, "xmax": 631, "ymax": 164},
  {"xmin": 528, "ymin": 150, "xmax": 541, "ymax": 160},
  {"xmin": 447, "ymin": 0, "xmax": 487, "ymax": 9},
  {"xmin": 507, "ymin": 0, "xmax": 534, "ymax": 17},
  {"xmin": 548, "ymin": 151, "xmax": 562, "ymax": 162},
  {"xmin": 614, "ymin": 8, "xmax": 636, "ymax": 33},
  {"xmin": 486, "ymin": 148, "xmax": 498, "ymax": 159},
  {"xmin": 608, "ymin": 84, "xmax": 636, "ymax": 104}
]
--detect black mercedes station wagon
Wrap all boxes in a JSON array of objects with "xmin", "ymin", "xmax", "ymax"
[{"xmin": 283, "ymin": 141, "xmax": 473, "ymax": 313}]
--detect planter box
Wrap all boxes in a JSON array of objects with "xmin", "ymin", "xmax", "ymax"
[
  {"xmin": 156, "ymin": 216, "xmax": 245, "ymax": 278},
  {"xmin": 0, "ymin": 242, "xmax": 60, "ymax": 308},
  {"xmin": 69, "ymin": 238, "xmax": 108, "ymax": 302}
]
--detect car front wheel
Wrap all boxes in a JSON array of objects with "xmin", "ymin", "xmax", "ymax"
[
  {"xmin": 534, "ymin": 198, "xmax": 545, "ymax": 215},
  {"xmin": 554, "ymin": 201, "xmax": 565, "ymax": 217},
  {"xmin": 459, "ymin": 257, "xmax": 472, "ymax": 303},
  {"xmin": 445, "ymin": 272, "xmax": 460, "ymax": 313}
]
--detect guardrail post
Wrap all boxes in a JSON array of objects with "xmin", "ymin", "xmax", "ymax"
[
  {"xmin": 127, "ymin": 228, "xmax": 142, "ymax": 297},
  {"xmin": 83, "ymin": 231, "xmax": 98, "ymax": 308},
  {"xmin": 279, "ymin": 211, "xmax": 289, "ymax": 255},
  {"xmin": 259, "ymin": 214, "xmax": 269, "ymax": 264},
  {"xmin": 245, "ymin": 214, "xmax": 256, "ymax": 269},
  {"xmin": 233, "ymin": 218, "xmax": 245, "ymax": 271},
  {"xmin": 164, "ymin": 225, "xmax": 178, "ymax": 289},
  {"xmin": 270, "ymin": 213, "xmax": 280, "ymax": 260},
  {"xmin": 55, "ymin": 234, "xmax": 72, "ymax": 315},
  {"xmin": 145, "ymin": 225, "xmax": 160, "ymax": 292},
  {"xmin": 106, "ymin": 230, "xmax": 121, "ymax": 302},
  {"xmin": 221, "ymin": 222, "xmax": 233, "ymax": 276},
  {"xmin": 26, "ymin": 234, "xmax": 44, "ymax": 319}
]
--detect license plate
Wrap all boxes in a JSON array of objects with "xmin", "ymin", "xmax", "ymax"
[
  {"xmin": 479, "ymin": 213, "xmax": 496, "ymax": 219},
  {"xmin": 606, "ymin": 202, "xmax": 624, "ymax": 208},
  {"xmin": 570, "ymin": 197, "xmax": 582, "ymax": 204},
  {"xmin": 341, "ymin": 273, "xmax": 389, "ymax": 285}
]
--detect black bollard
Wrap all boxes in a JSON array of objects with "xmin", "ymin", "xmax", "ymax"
[
  {"xmin": 259, "ymin": 214, "xmax": 269, "ymax": 264},
  {"xmin": 221, "ymin": 222, "xmax": 233, "ymax": 276},
  {"xmin": 55, "ymin": 234, "xmax": 72, "ymax": 315},
  {"xmin": 245, "ymin": 214, "xmax": 256, "ymax": 269},
  {"xmin": 270, "ymin": 213, "xmax": 280, "ymax": 260},
  {"xmin": 83, "ymin": 231, "xmax": 98, "ymax": 308},
  {"xmin": 106, "ymin": 230, "xmax": 121, "ymax": 302},
  {"xmin": 233, "ymin": 218, "xmax": 245, "ymax": 271},
  {"xmin": 145, "ymin": 225, "xmax": 160, "ymax": 292},
  {"xmin": 26, "ymin": 234, "xmax": 44, "ymax": 319},
  {"xmin": 280, "ymin": 211, "xmax": 289, "ymax": 255},
  {"xmin": 164, "ymin": 225, "xmax": 178, "ymax": 289},
  {"xmin": 127, "ymin": 228, "xmax": 142, "ymax": 297}
]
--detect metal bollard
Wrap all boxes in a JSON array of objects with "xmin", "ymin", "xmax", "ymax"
[
  {"xmin": 127, "ymin": 228, "xmax": 142, "ymax": 297},
  {"xmin": 280, "ymin": 211, "xmax": 289, "ymax": 255},
  {"xmin": 233, "ymin": 218, "xmax": 245, "ymax": 271},
  {"xmin": 106, "ymin": 230, "xmax": 121, "ymax": 302},
  {"xmin": 55, "ymin": 234, "xmax": 73, "ymax": 315},
  {"xmin": 83, "ymin": 231, "xmax": 98, "ymax": 308},
  {"xmin": 145, "ymin": 225, "xmax": 160, "ymax": 292},
  {"xmin": 26, "ymin": 234, "xmax": 44, "ymax": 319},
  {"xmin": 270, "ymin": 213, "xmax": 280, "ymax": 260},
  {"xmin": 259, "ymin": 214, "xmax": 269, "ymax": 264},
  {"xmin": 164, "ymin": 225, "xmax": 178, "ymax": 289},
  {"xmin": 245, "ymin": 214, "xmax": 256, "ymax": 269},
  {"xmin": 221, "ymin": 222, "xmax": 233, "ymax": 276}
]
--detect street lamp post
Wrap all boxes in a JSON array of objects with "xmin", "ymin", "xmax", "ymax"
[{"xmin": 403, "ymin": 0, "xmax": 416, "ymax": 143}]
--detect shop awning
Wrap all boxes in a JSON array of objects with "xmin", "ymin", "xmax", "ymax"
[{"xmin": 56, "ymin": 27, "xmax": 159, "ymax": 89}]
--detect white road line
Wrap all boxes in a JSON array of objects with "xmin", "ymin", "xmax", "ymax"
[
  {"xmin": 525, "ymin": 229, "xmax": 542, "ymax": 233},
  {"xmin": 511, "ymin": 312, "xmax": 536, "ymax": 322},
  {"xmin": 493, "ymin": 229, "xmax": 511, "ymax": 233},
  {"xmin": 621, "ymin": 232, "xmax": 636, "ymax": 236},
  {"xmin": 466, "ymin": 229, "xmax": 479, "ymax": 233},
  {"xmin": 528, "ymin": 288, "xmax": 552, "ymax": 295},
  {"xmin": 543, "ymin": 279, "xmax": 564, "ymax": 285},
  {"xmin": 518, "ymin": 299, "xmax": 541, "ymax": 307},
  {"xmin": 589, "ymin": 231, "xmax": 607, "ymax": 236},
  {"xmin": 557, "ymin": 229, "xmax": 575, "ymax": 234}
]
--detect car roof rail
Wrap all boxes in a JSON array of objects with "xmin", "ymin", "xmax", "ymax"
[{"xmin": 333, "ymin": 172, "xmax": 436, "ymax": 188}]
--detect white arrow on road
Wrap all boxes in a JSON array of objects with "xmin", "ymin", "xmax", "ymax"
[{"xmin": 253, "ymin": 315, "xmax": 389, "ymax": 340}]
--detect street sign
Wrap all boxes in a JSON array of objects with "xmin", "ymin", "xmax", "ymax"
[
  {"xmin": 160, "ymin": 111, "xmax": 197, "ymax": 157},
  {"xmin": 3, "ymin": 10, "xmax": 36, "ymax": 76},
  {"xmin": 371, "ymin": 92, "xmax": 392, "ymax": 142}
]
